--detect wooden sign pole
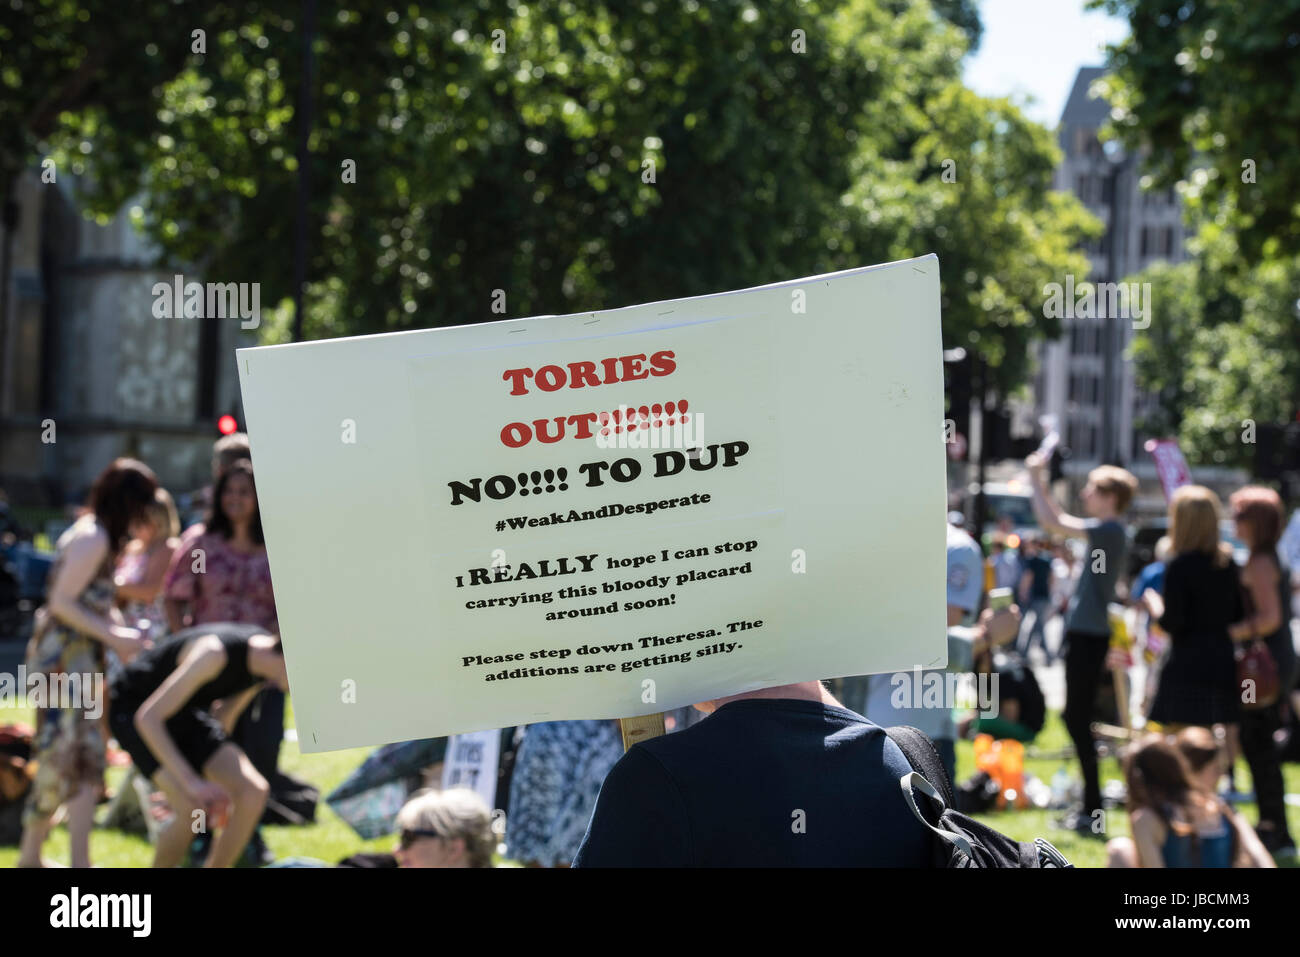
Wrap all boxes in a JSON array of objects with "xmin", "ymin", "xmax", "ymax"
[
  {"xmin": 1112, "ymin": 667, "xmax": 1131, "ymax": 733},
  {"xmin": 618, "ymin": 714, "xmax": 666, "ymax": 751},
  {"xmin": 1091, "ymin": 721, "xmax": 1137, "ymax": 743}
]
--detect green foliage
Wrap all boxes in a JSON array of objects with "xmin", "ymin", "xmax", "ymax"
[
  {"xmin": 832, "ymin": 82, "xmax": 1099, "ymax": 393},
  {"xmin": 1129, "ymin": 233, "xmax": 1300, "ymax": 467},
  {"xmin": 1096, "ymin": 0, "xmax": 1300, "ymax": 463},
  {"xmin": 1091, "ymin": 0, "xmax": 1300, "ymax": 264},
  {"xmin": 0, "ymin": 0, "xmax": 249, "ymax": 188},
  {"xmin": 14, "ymin": 0, "xmax": 1092, "ymax": 395},
  {"xmin": 927, "ymin": 0, "xmax": 983, "ymax": 52}
]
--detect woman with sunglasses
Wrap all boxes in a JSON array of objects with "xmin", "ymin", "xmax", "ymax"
[{"xmin": 393, "ymin": 788, "xmax": 496, "ymax": 868}]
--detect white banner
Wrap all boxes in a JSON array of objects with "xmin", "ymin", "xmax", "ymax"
[
  {"xmin": 440, "ymin": 730, "xmax": 500, "ymax": 809},
  {"xmin": 237, "ymin": 256, "xmax": 947, "ymax": 750}
]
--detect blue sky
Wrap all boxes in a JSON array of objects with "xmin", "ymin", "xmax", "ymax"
[{"xmin": 963, "ymin": 0, "xmax": 1130, "ymax": 127}]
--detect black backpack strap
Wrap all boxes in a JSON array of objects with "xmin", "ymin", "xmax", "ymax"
[{"xmin": 884, "ymin": 726, "xmax": 956, "ymax": 809}]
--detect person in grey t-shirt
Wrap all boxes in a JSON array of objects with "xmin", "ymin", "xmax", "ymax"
[{"xmin": 1026, "ymin": 452, "xmax": 1137, "ymax": 830}]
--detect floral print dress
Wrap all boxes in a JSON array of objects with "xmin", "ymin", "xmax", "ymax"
[
  {"xmin": 23, "ymin": 539, "xmax": 117, "ymax": 827},
  {"xmin": 505, "ymin": 719, "xmax": 624, "ymax": 867}
]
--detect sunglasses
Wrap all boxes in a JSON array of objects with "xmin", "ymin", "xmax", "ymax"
[{"xmin": 398, "ymin": 828, "xmax": 443, "ymax": 850}]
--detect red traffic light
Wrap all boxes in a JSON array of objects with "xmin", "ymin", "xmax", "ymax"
[{"xmin": 217, "ymin": 414, "xmax": 239, "ymax": 435}]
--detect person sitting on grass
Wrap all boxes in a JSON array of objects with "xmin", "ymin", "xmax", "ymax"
[
  {"xmin": 393, "ymin": 788, "xmax": 496, "ymax": 868},
  {"xmin": 1105, "ymin": 731, "xmax": 1274, "ymax": 868},
  {"xmin": 107, "ymin": 623, "xmax": 288, "ymax": 867}
]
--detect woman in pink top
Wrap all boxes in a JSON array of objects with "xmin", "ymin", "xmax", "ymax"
[
  {"xmin": 164, "ymin": 459, "xmax": 277, "ymax": 635},
  {"xmin": 163, "ymin": 458, "xmax": 282, "ymax": 820}
]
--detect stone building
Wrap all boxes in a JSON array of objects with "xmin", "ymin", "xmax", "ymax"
[{"xmin": 0, "ymin": 168, "xmax": 252, "ymax": 512}]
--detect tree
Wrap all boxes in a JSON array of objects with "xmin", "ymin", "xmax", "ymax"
[
  {"xmin": 1090, "ymin": 0, "xmax": 1300, "ymax": 264},
  {"xmin": 0, "ymin": 0, "xmax": 251, "ymax": 401},
  {"xmin": 830, "ymin": 83, "xmax": 1098, "ymax": 395},
  {"xmin": 1093, "ymin": 0, "xmax": 1300, "ymax": 466},
  {"xmin": 1128, "ymin": 231, "xmax": 1300, "ymax": 468},
  {"xmin": 26, "ymin": 0, "xmax": 1091, "ymax": 397},
  {"xmin": 50, "ymin": 1, "xmax": 894, "ymax": 337}
]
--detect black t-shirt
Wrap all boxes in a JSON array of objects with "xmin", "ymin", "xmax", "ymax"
[
  {"xmin": 111, "ymin": 623, "xmax": 264, "ymax": 709},
  {"xmin": 572, "ymin": 698, "xmax": 934, "ymax": 867},
  {"xmin": 1024, "ymin": 554, "xmax": 1053, "ymax": 600}
]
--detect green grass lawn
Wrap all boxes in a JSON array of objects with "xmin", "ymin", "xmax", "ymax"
[
  {"xmin": 3, "ymin": 702, "xmax": 1297, "ymax": 868},
  {"xmin": 962, "ymin": 712, "xmax": 1300, "ymax": 868},
  {"xmin": 0, "ymin": 700, "xmax": 396, "ymax": 868}
]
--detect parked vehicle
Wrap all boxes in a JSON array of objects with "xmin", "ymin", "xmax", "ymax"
[{"xmin": 966, "ymin": 479, "xmax": 1040, "ymax": 544}]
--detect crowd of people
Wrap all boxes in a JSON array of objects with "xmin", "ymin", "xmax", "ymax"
[
  {"xmin": 2, "ymin": 436, "xmax": 1296, "ymax": 867},
  {"xmin": 1002, "ymin": 452, "xmax": 1296, "ymax": 864},
  {"xmin": 3, "ymin": 437, "xmax": 624, "ymax": 869}
]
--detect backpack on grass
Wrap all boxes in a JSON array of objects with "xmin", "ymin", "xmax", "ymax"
[{"xmin": 884, "ymin": 726, "xmax": 1071, "ymax": 869}]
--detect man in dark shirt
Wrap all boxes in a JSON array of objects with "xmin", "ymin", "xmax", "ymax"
[
  {"xmin": 572, "ymin": 681, "xmax": 934, "ymax": 867},
  {"xmin": 1016, "ymin": 536, "xmax": 1056, "ymax": 663}
]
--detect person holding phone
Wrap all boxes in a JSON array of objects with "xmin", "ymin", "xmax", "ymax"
[
  {"xmin": 107, "ymin": 623, "xmax": 288, "ymax": 867},
  {"xmin": 1025, "ymin": 452, "xmax": 1137, "ymax": 833}
]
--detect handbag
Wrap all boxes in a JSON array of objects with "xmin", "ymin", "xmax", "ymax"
[
  {"xmin": 1237, "ymin": 578, "xmax": 1280, "ymax": 710},
  {"xmin": 1236, "ymin": 639, "xmax": 1280, "ymax": 709}
]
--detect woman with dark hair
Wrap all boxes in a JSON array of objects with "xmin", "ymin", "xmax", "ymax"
[
  {"xmin": 1106, "ymin": 732, "xmax": 1273, "ymax": 868},
  {"xmin": 163, "ymin": 459, "xmax": 275, "ymax": 636},
  {"xmin": 1227, "ymin": 485, "xmax": 1297, "ymax": 857},
  {"xmin": 162, "ymin": 458, "xmax": 281, "ymax": 862},
  {"xmin": 18, "ymin": 458, "xmax": 158, "ymax": 867}
]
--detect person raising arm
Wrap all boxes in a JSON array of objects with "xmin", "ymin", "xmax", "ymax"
[
  {"xmin": 1024, "ymin": 451, "xmax": 1137, "ymax": 833},
  {"xmin": 1026, "ymin": 450, "xmax": 1091, "ymax": 538}
]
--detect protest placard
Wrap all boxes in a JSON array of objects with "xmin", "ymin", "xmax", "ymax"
[
  {"xmin": 1145, "ymin": 438, "xmax": 1193, "ymax": 502},
  {"xmin": 237, "ymin": 255, "xmax": 946, "ymax": 751},
  {"xmin": 440, "ymin": 730, "xmax": 500, "ymax": 809}
]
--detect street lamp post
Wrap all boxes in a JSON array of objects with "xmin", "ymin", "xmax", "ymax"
[
  {"xmin": 291, "ymin": 0, "xmax": 318, "ymax": 343},
  {"xmin": 1099, "ymin": 147, "xmax": 1128, "ymax": 466}
]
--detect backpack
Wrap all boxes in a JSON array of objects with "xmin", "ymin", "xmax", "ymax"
[
  {"xmin": 992, "ymin": 651, "xmax": 1046, "ymax": 737},
  {"xmin": 885, "ymin": 726, "xmax": 1071, "ymax": 868}
]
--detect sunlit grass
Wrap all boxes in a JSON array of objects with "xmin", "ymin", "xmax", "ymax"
[{"xmin": 3, "ymin": 702, "xmax": 1296, "ymax": 868}]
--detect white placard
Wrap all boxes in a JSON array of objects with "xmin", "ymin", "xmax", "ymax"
[
  {"xmin": 440, "ymin": 730, "xmax": 500, "ymax": 809},
  {"xmin": 237, "ymin": 256, "xmax": 947, "ymax": 751}
]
